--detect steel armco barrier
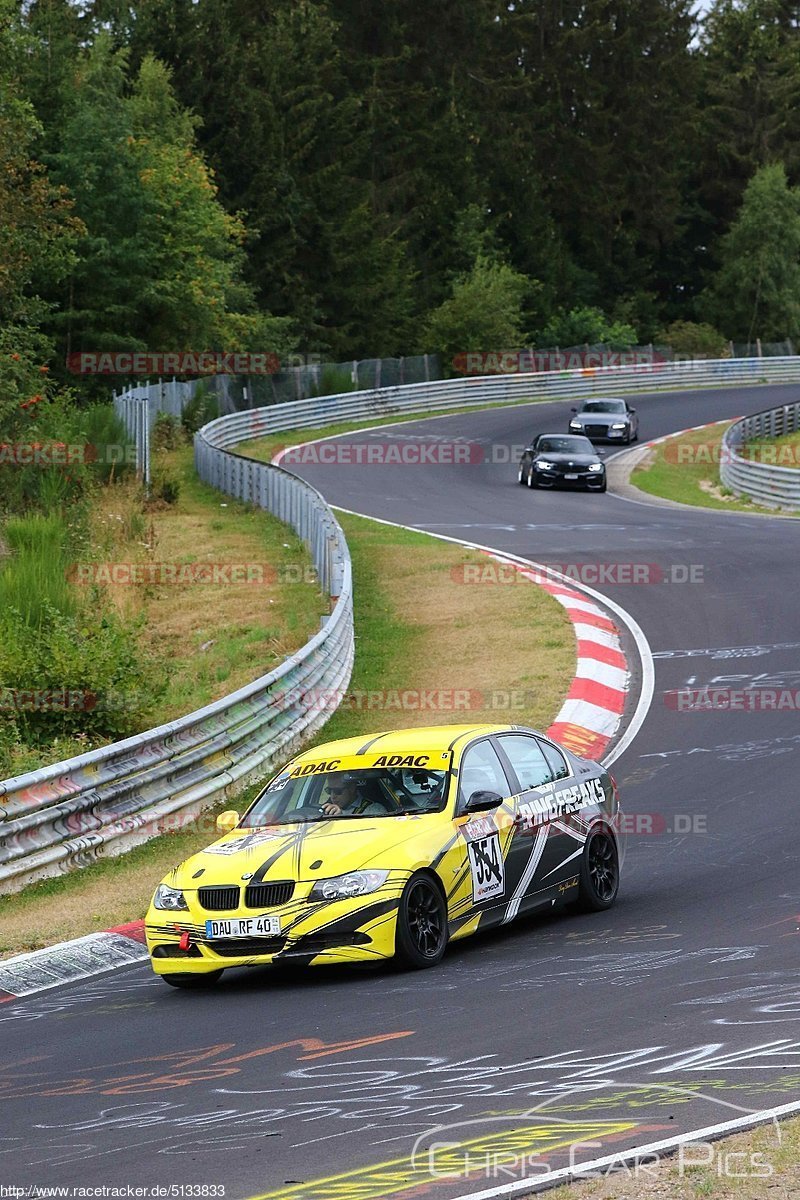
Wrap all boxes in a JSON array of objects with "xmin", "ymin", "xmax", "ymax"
[
  {"xmin": 3, "ymin": 356, "xmax": 800, "ymax": 893},
  {"xmin": 198, "ymin": 356, "xmax": 800, "ymax": 445},
  {"xmin": 0, "ymin": 437, "xmax": 353, "ymax": 894},
  {"xmin": 720, "ymin": 400, "xmax": 800, "ymax": 509}
]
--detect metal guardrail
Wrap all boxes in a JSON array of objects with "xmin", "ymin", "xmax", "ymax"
[
  {"xmin": 4, "ymin": 355, "xmax": 800, "ymax": 893},
  {"xmin": 0, "ymin": 432, "xmax": 353, "ymax": 894},
  {"xmin": 720, "ymin": 401, "xmax": 800, "ymax": 509},
  {"xmin": 203, "ymin": 357, "xmax": 800, "ymax": 445}
]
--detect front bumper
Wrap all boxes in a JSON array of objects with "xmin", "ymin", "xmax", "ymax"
[
  {"xmin": 535, "ymin": 470, "xmax": 606, "ymax": 488},
  {"xmin": 145, "ymin": 879, "xmax": 405, "ymax": 974}
]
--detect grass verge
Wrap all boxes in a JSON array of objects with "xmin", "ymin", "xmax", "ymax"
[
  {"xmin": 0, "ymin": 510, "xmax": 574, "ymax": 958},
  {"xmin": 745, "ymin": 427, "xmax": 800, "ymax": 468},
  {"xmin": 87, "ymin": 445, "xmax": 328, "ymax": 721},
  {"xmin": 558, "ymin": 1113, "xmax": 799, "ymax": 1199},
  {"xmin": 630, "ymin": 424, "xmax": 793, "ymax": 514}
]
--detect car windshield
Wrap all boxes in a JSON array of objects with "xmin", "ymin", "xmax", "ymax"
[
  {"xmin": 579, "ymin": 400, "xmax": 626, "ymax": 414},
  {"xmin": 538, "ymin": 436, "xmax": 593, "ymax": 454},
  {"xmin": 241, "ymin": 766, "xmax": 450, "ymax": 825}
]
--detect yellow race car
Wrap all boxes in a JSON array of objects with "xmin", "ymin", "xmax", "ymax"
[{"xmin": 146, "ymin": 724, "xmax": 621, "ymax": 987}]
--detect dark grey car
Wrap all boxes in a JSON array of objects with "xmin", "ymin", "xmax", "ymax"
[
  {"xmin": 568, "ymin": 398, "xmax": 639, "ymax": 443},
  {"xmin": 518, "ymin": 434, "xmax": 606, "ymax": 492}
]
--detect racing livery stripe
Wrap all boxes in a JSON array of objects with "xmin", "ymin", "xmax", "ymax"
[
  {"xmin": 355, "ymin": 732, "xmax": 393, "ymax": 755},
  {"xmin": 502, "ymin": 827, "xmax": 548, "ymax": 923}
]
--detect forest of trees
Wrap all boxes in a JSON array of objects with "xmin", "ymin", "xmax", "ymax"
[{"xmin": 3, "ymin": 0, "xmax": 800, "ymax": 422}]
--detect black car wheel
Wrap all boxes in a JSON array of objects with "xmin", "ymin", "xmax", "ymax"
[
  {"xmin": 161, "ymin": 970, "xmax": 224, "ymax": 989},
  {"xmin": 395, "ymin": 873, "xmax": 449, "ymax": 968},
  {"xmin": 526, "ymin": 465, "xmax": 537, "ymax": 488},
  {"xmin": 576, "ymin": 828, "xmax": 619, "ymax": 911},
  {"xmin": 518, "ymin": 464, "xmax": 526, "ymax": 485}
]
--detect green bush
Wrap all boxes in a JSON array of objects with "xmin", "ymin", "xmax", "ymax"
[
  {"xmin": 150, "ymin": 466, "xmax": 181, "ymax": 504},
  {"xmin": 308, "ymin": 366, "xmax": 358, "ymax": 397},
  {"xmin": 658, "ymin": 320, "xmax": 729, "ymax": 360},
  {"xmin": 181, "ymin": 384, "xmax": 220, "ymax": 435},
  {"xmin": 0, "ymin": 513, "xmax": 77, "ymax": 627},
  {"xmin": 152, "ymin": 411, "xmax": 185, "ymax": 451},
  {"xmin": 0, "ymin": 599, "xmax": 165, "ymax": 747},
  {"xmin": 536, "ymin": 306, "xmax": 638, "ymax": 349}
]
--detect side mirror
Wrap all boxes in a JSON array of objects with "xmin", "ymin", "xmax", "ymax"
[
  {"xmin": 570, "ymin": 406, "xmax": 577, "ymax": 413},
  {"xmin": 216, "ymin": 810, "xmax": 241, "ymax": 833},
  {"xmin": 629, "ymin": 407, "xmax": 637, "ymax": 414},
  {"xmin": 464, "ymin": 790, "xmax": 503, "ymax": 813}
]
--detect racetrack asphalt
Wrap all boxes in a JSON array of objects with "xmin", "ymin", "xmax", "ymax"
[{"xmin": 2, "ymin": 383, "xmax": 799, "ymax": 1200}]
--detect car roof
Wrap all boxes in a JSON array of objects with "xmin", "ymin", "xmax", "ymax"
[
  {"xmin": 577, "ymin": 397, "xmax": 625, "ymax": 405},
  {"xmin": 287, "ymin": 723, "xmax": 524, "ymax": 764}
]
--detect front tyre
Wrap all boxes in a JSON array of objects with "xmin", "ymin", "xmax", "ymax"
[
  {"xmin": 395, "ymin": 873, "xmax": 448, "ymax": 968},
  {"xmin": 576, "ymin": 828, "xmax": 619, "ymax": 911},
  {"xmin": 517, "ymin": 464, "xmax": 526, "ymax": 485},
  {"xmin": 161, "ymin": 970, "xmax": 224, "ymax": 989},
  {"xmin": 526, "ymin": 466, "xmax": 537, "ymax": 489}
]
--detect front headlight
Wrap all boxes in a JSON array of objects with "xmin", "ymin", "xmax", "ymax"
[
  {"xmin": 153, "ymin": 883, "xmax": 189, "ymax": 911},
  {"xmin": 588, "ymin": 463, "xmax": 604, "ymax": 473},
  {"xmin": 569, "ymin": 420, "xmax": 582, "ymax": 429},
  {"xmin": 610, "ymin": 423, "xmax": 627, "ymax": 430},
  {"xmin": 535, "ymin": 460, "xmax": 555, "ymax": 470},
  {"xmin": 309, "ymin": 870, "xmax": 389, "ymax": 902}
]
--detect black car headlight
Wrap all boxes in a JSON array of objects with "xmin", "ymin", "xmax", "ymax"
[
  {"xmin": 535, "ymin": 460, "xmax": 555, "ymax": 470},
  {"xmin": 588, "ymin": 463, "xmax": 604, "ymax": 473},
  {"xmin": 309, "ymin": 870, "xmax": 389, "ymax": 902},
  {"xmin": 153, "ymin": 883, "xmax": 189, "ymax": 911}
]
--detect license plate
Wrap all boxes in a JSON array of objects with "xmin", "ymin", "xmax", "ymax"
[
  {"xmin": 564, "ymin": 473, "xmax": 579, "ymax": 480},
  {"xmin": 205, "ymin": 915, "xmax": 281, "ymax": 938}
]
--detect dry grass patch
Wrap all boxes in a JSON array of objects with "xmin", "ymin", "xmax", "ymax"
[
  {"xmin": 82, "ymin": 446, "xmax": 328, "ymax": 719},
  {"xmin": 317, "ymin": 511, "xmax": 575, "ymax": 741},
  {"xmin": 560, "ymin": 1115, "xmax": 800, "ymax": 1199}
]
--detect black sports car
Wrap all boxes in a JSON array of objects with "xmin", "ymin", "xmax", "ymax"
[
  {"xmin": 568, "ymin": 397, "xmax": 639, "ymax": 443},
  {"xmin": 518, "ymin": 434, "xmax": 607, "ymax": 492}
]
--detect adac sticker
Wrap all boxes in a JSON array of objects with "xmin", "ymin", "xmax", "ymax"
[{"xmin": 285, "ymin": 758, "xmax": 342, "ymax": 778}]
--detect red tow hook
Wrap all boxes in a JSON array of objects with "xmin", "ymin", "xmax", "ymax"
[{"xmin": 179, "ymin": 931, "xmax": 191, "ymax": 952}]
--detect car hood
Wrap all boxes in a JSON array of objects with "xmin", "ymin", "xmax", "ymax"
[
  {"xmin": 169, "ymin": 818, "xmax": 443, "ymax": 888},
  {"xmin": 537, "ymin": 451, "xmax": 601, "ymax": 466}
]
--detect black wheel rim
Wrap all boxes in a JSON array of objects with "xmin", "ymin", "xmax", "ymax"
[
  {"xmin": 407, "ymin": 881, "xmax": 445, "ymax": 958},
  {"xmin": 588, "ymin": 834, "xmax": 618, "ymax": 902}
]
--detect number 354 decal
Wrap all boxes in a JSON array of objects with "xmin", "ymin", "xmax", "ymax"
[{"xmin": 466, "ymin": 832, "xmax": 505, "ymax": 903}]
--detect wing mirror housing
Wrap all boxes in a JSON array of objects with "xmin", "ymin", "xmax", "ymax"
[{"xmin": 464, "ymin": 790, "xmax": 503, "ymax": 813}]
